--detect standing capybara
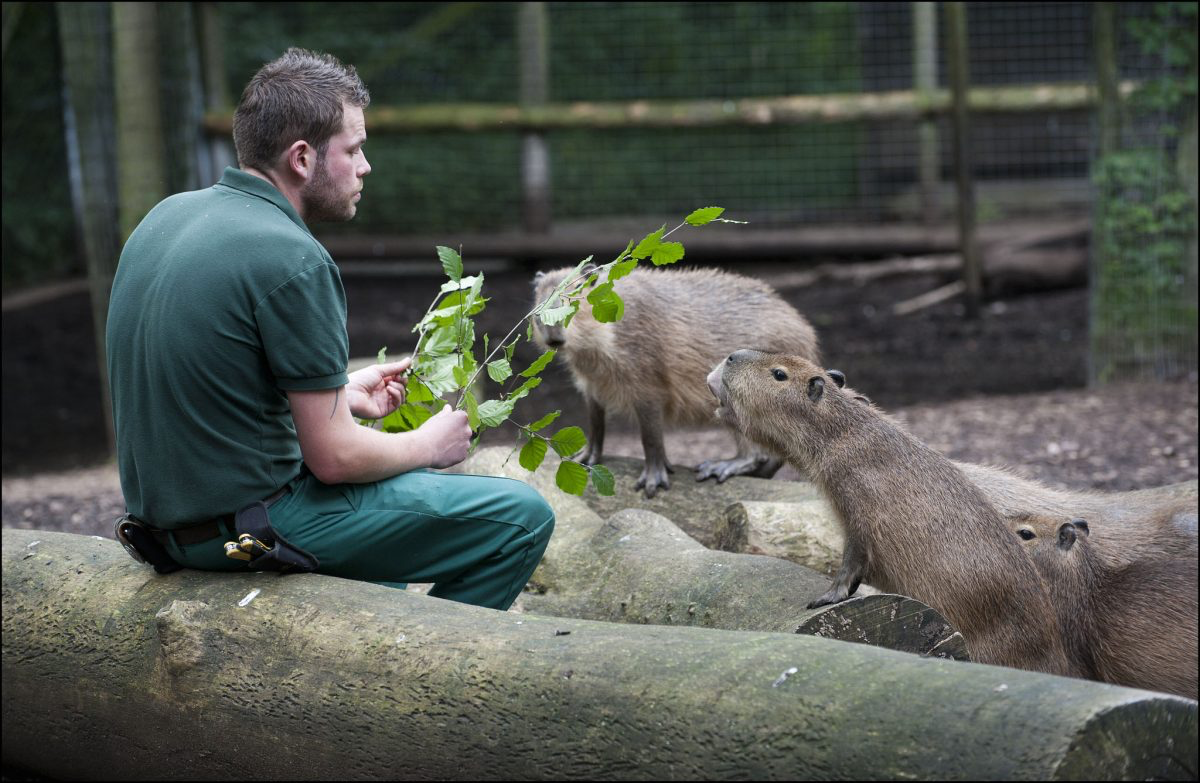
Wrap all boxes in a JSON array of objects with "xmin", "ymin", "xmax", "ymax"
[
  {"xmin": 1013, "ymin": 513, "xmax": 1198, "ymax": 699},
  {"xmin": 531, "ymin": 265, "xmax": 821, "ymax": 498},
  {"xmin": 708, "ymin": 349, "xmax": 1072, "ymax": 676}
]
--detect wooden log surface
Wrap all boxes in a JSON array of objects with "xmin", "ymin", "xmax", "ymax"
[
  {"xmin": 466, "ymin": 450, "xmax": 1197, "ymax": 574},
  {"xmin": 4, "ymin": 528, "xmax": 1197, "ymax": 781},
  {"xmin": 520, "ymin": 496, "xmax": 953, "ymax": 658}
]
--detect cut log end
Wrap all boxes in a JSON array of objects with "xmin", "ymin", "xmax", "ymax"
[{"xmin": 794, "ymin": 593, "xmax": 971, "ymax": 662}]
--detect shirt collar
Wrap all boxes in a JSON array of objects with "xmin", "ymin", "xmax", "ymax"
[{"xmin": 215, "ymin": 167, "xmax": 310, "ymax": 234}]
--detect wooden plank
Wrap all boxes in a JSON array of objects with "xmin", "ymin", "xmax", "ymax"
[{"xmin": 203, "ymin": 81, "xmax": 1140, "ymax": 134}]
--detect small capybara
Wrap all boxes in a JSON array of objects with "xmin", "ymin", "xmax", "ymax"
[
  {"xmin": 531, "ymin": 265, "xmax": 821, "ymax": 498},
  {"xmin": 1013, "ymin": 513, "xmax": 1198, "ymax": 699},
  {"xmin": 708, "ymin": 349, "xmax": 1072, "ymax": 676}
]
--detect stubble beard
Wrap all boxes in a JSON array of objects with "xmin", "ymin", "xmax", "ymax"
[{"xmin": 302, "ymin": 154, "xmax": 356, "ymax": 224}]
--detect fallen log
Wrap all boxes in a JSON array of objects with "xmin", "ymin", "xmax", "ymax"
[
  {"xmin": 524, "ymin": 502, "xmax": 948, "ymax": 657},
  {"xmin": 712, "ymin": 499, "xmax": 844, "ymax": 575},
  {"xmin": 461, "ymin": 449, "xmax": 827, "ymax": 549},
  {"xmin": 3, "ymin": 528, "xmax": 1196, "ymax": 781},
  {"xmin": 462, "ymin": 449, "xmax": 1196, "ymax": 572}
]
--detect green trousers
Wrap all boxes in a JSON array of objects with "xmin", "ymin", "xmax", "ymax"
[{"xmin": 165, "ymin": 469, "xmax": 555, "ymax": 611}]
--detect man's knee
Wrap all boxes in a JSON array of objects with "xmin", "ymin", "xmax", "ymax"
[{"xmin": 513, "ymin": 483, "xmax": 555, "ymax": 540}]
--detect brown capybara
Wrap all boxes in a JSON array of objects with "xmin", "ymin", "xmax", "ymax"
[
  {"xmin": 959, "ymin": 463, "xmax": 1198, "ymax": 571},
  {"xmin": 532, "ymin": 265, "xmax": 820, "ymax": 498},
  {"xmin": 708, "ymin": 349, "xmax": 1072, "ymax": 676},
  {"xmin": 1013, "ymin": 513, "xmax": 1198, "ymax": 699}
]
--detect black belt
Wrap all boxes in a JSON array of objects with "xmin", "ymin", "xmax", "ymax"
[{"xmin": 149, "ymin": 485, "xmax": 291, "ymax": 548}]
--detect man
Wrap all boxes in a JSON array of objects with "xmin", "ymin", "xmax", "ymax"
[{"xmin": 106, "ymin": 48, "xmax": 553, "ymax": 611}]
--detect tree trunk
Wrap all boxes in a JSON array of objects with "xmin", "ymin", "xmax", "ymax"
[
  {"xmin": 57, "ymin": 0, "xmax": 120, "ymax": 458},
  {"xmin": 112, "ymin": 1, "xmax": 166, "ymax": 241},
  {"xmin": 4, "ymin": 528, "xmax": 1196, "ymax": 781}
]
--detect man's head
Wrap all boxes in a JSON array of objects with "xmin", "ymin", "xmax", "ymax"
[{"xmin": 233, "ymin": 48, "xmax": 371, "ymax": 223}]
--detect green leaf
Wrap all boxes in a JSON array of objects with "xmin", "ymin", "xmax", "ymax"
[
  {"xmin": 477, "ymin": 398, "xmax": 515, "ymax": 429},
  {"xmin": 589, "ymin": 464, "xmax": 615, "ymax": 496},
  {"xmin": 632, "ymin": 225, "xmax": 665, "ymax": 260},
  {"xmin": 519, "ymin": 437, "xmax": 548, "ymax": 472},
  {"xmin": 612, "ymin": 239, "xmax": 635, "ymax": 263},
  {"xmin": 405, "ymin": 376, "xmax": 435, "ymax": 403},
  {"xmin": 452, "ymin": 363, "xmax": 471, "ymax": 389},
  {"xmin": 528, "ymin": 410, "xmax": 560, "ymax": 431},
  {"xmin": 382, "ymin": 402, "xmax": 432, "ymax": 433},
  {"xmin": 549, "ymin": 425, "xmax": 587, "ymax": 457},
  {"xmin": 437, "ymin": 246, "xmax": 463, "ymax": 282},
  {"xmin": 487, "ymin": 358, "xmax": 512, "ymax": 383},
  {"xmin": 555, "ymin": 460, "xmax": 589, "ymax": 496},
  {"xmin": 539, "ymin": 303, "xmax": 576, "ymax": 326},
  {"xmin": 376, "ymin": 346, "xmax": 388, "ymax": 363},
  {"xmin": 509, "ymin": 376, "xmax": 541, "ymax": 402},
  {"xmin": 650, "ymin": 241, "xmax": 685, "ymax": 266},
  {"xmin": 608, "ymin": 258, "xmax": 638, "ymax": 281},
  {"xmin": 587, "ymin": 283, "xmax": 624, "ymax": 323},
  {"xmin": 464, "ymin": 390, "xmax": 480, "ymax": 430},
  {"xmin": 685, "ymin": 206, "xmax": 725, "ymax": 226},
  {"xmin": 521, "ymin": 349, "xmax": 557, "ymax": 377}
]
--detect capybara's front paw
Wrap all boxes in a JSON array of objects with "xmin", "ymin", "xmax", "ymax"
[
  {"xmin": 806, "ymin": 586, "xmax": 851, "ymax": 610},
  {"xmin": 695, "ymin": 456, "xmax": 762, "ymax": 483},
  {"xmin": 635, "ymin": 462, "xmax": 672, "ymax": 498}
]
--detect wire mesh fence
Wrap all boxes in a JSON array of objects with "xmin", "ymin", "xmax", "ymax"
[{"xmin": 2, "ymin": 1, "xmax": 1195, "ymax": 382}]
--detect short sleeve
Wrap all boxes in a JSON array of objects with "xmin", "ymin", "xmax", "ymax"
[{"xmin": 255, "ymin": 262, "xmax": 349, "ymax": 391}]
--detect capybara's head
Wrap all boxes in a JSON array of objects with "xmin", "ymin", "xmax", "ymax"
[
  {"xmin": 530, "ymin": 265, "xmax": 602, "ymax": 353},
  {"xmin": 1011, "ymin": 513, "xmax": 1090, "ymax": 552},
  {"xmin": 707, "ymin": 349, "xmax": 855, "ymax": 459}
]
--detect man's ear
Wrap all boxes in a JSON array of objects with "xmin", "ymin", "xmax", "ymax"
[{"xmin": 284, "ymin": 140, "xmax": 316, "ymax": 180}]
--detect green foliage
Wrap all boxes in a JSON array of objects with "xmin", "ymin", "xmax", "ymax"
[
  {"xmin": 1091, "ymin": 3, "xmax": 1198, "ymax": 382},
  {"xmin": 367, "ymin": 209, "xmax": 736, "ymax": 495},
  {"xmin": 1125, "ymin": 3, "xmax": 1197, "ymax": 119},
  {"xmin": 1092, "ymin": 150, "xmax": 1197, "ymax": 381}
]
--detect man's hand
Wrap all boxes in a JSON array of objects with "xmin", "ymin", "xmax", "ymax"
[
  {"xmin": 346, "ymin": 358, "xmax": 411, "ymax": 419},
  {"xmin": 419, "ymin": 405, "xmax": 472, "ymax": 468}
]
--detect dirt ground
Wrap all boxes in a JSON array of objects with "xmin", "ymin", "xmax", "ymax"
[{"xmin": 2, "ymin": 257, "xmax": 1197, "ymax": 538}]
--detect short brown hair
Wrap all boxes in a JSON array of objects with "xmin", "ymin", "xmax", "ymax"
[{"xmin": 233, "ymin": 48, "xmax": 370, "ymax": 171}]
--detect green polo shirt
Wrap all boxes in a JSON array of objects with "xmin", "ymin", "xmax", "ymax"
[{"xmin": 107, "ymin": 167, "xmax": 349, "ymax": 528}]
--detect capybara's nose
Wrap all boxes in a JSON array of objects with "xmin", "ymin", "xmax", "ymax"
[
  {"xmin": 726, "ymin": 349, "xmax": 761, "ymax": 365},
  {"xmin": 545, "ymin": 336, "xmax": 565, "ymax": 348}
]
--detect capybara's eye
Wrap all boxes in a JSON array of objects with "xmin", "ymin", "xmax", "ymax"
[
  {"xmin": 1018, "ymin": 528, "xmax": 1036, "ymax": 540},
  {"xmin": 771, "ymin": 368, "xmax": 788, "ymax": 381}
]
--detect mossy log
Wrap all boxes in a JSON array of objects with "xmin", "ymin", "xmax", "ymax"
[{"xmin": 4, "ymin": 528, "xmax": 1197, "ymax": 781}]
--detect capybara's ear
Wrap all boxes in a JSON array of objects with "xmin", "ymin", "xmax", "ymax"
[
  {"xmin": 854, "ymin": 395, "xmax": 872, "ymax": 405},
  {"xmin": 1056, "ymin": 522, "xmax": 1078, "ymax": 551},
  {"xmin": 827, "ymin": 369, "xmax": 846, "ymax": 388},
  {"xmin": 533, "ymin": 270, "xmax": 546, "ymax": 285},
  {"xmin": 807, "ymin": 376, "xmax": 825, "ymax": 402},
  {"xmin": 1070, "ymin": 518, "xmax": 1090, "ymax": 537}
]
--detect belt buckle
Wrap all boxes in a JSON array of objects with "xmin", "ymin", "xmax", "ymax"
[{"xmin": 114, "ymin": 514, "xmax": 148, "ymax": 565}]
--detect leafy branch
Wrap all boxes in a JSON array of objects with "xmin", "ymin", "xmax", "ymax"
[{"xmin": 363, "ymin": 206, "xmax": 741, "ymax": 495}]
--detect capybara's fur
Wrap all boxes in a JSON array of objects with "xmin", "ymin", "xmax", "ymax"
[
  {"xmin": 709, "ymin": 349, "xmax": 1072, "ymax": 676},
  {"xmin": 1014, "ymin": 514, "xmax": 1198, "ymax": 700},
  {"xmin": 963, "ymin": 464, "xmax": 1198, "ymax": 571},
  {"xmin": 532, "ymin": 265, "xmax": 821, "ymax": 497}
]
